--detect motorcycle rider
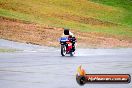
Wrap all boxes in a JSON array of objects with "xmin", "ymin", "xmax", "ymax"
[{"xmin": 62, "ymin": 28, "xmax": 76, "ymax": 51}]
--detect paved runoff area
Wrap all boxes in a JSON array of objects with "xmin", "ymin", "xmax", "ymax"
[{"xmin": 0, "ymin": 39, "xmax": 132, "ymax": 88}]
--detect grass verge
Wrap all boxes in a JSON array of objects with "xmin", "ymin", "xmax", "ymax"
[{"xmin": 0, "ymin": 48, "xmax": 17, "ymax": 52}]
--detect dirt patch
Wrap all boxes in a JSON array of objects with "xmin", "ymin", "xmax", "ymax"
[
  {"xmin": 0, "ymin": 17, "xmax": 62, "ymax": 47},
  {"xmin": 0, "ymin": 17, "xmax": 132, "ymax": 48}
]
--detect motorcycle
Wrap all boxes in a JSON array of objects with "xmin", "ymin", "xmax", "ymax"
[{"xmin": 60, "ymin": 36, "xmax": 75, "ymax": 56}]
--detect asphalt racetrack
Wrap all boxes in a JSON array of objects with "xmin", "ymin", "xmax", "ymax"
[{"xmin": 0, "ymin": 39, "xmax": 132, "ymax": 88}]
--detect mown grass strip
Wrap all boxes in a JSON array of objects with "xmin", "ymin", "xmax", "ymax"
[{"xmin": 0, "ymin": 48, "xmax": 16, "ymax": 52}]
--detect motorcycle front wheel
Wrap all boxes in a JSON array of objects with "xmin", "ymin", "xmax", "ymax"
[{"xmin": 61, "ymin": 45, "xmax": 66, "ymax": 56}]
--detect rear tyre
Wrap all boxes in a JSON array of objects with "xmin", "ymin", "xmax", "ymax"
[{"xmin": 61, "ymin": 45, "xmax": 66, "ymax": 56}]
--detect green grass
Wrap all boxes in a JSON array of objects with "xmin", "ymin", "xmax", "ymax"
[
  {"xmin": 0, "ymin": 0, "xmax": 132, "ymax": 36},
  {"xmin": 89, "ymin": 0, "xmax": 132, "ymax": 27},
  {"xmin": 89, "ymin": 0, "xmax": 132, "ymax": 10},
  {"xmin": 0, "ymin": 48, "xmax": 16, "ymax": 52}
]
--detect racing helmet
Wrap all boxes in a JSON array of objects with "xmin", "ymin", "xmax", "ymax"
[{"xmin": 64, "ymin": 29, "xmax": 69, "ymax": 35}]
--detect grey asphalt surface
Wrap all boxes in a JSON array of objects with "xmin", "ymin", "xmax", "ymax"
[{"xmin": 0, "ymin": 39, "xmax": 132, "ymax": 88}]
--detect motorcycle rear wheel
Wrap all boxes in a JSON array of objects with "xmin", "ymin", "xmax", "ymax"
[{"xmin": 61, "ymin": 45, "xmax": 66, "ymax": 56}]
